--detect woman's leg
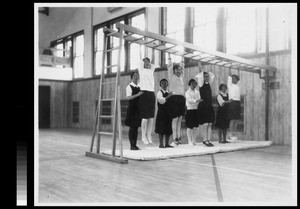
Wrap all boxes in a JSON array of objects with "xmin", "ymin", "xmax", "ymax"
[
  {"xmin": 159, "ymin": 134, "xmax": 164, "ymax": 148},
  {"xmin": 207, "ymin": 123, "xmax": 212, "ymax": 142},
  {"xmin": 187, "ymin": 128, "xmax": 193, "ymax": 145},
  {"xmin": 202, "ymin": 123, "xmax": 208, "ymax": 142},
  {"xmin": 128, "ymin": 126, "xmax": 134, "ymax": 149},
  {"xmin": 222, "ymin": 129, "xmax": 228, "ymax": 142},
  {"xmin": 146, "ymin": 118, "xmax": 153, "ymax": 144},
  {"xmin": 172, "ymin": 117, "xmax": 178, "ymax": 141},
  {"xmin": 218, "ymin": 129, "xmax": 222, "ymax": 142},
  {"xmin": 176, "ymin": 116, "xmax": 183, "ymax": 143},
  {"xmin": 141, "ymin": 119, "xmax": 149, "ymax": 144}
]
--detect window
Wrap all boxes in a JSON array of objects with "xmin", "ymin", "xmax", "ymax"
[
  {"xmin": 72, "ymin": 102, "xmax": 79, "ymax": 123},
  {"xmin": 110, "ymin": 20, "xmax": 125, "ymax": 73},
  {"xmin": 225, "ymin": 5, "xmax": 256, "ymax": 54},
  {"xmin": 269, "ymin": 4, "xmax": 291, "ymax": 51},
  {"xmin": 94, "ymin": 27, "xmax": 106, "ymax": 75},
  {"xmin": 193, "ymin": 5, "xmax": 218, "ymax": 51},
  {"xmin": 129, "ymin": 12, "xmax": 145, "ymax": 70},
  {"xmin": 93, "ymin": 9, "xmax": 145, "ymax": 75},
  {"xmin": 163, "ymin": 7, "xmax": 186, "ymax": 64},
  {"xmin": 73, "ymin": 33, "xmax": 84, "ymax": 78}
]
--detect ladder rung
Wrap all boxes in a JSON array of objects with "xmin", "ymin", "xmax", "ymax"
[
  {"xmin": 100, "ymin": 98, "xmax": 115, "ymax": 102},
  {"xmin": 104, "ymin": 64, "xmax": 118, "ymax": 69},
  {"xmin": 102, "ymin": 81, "xmax": 116, "ymax": 85},
  {"xmin": 99, "ymin": 131, "xmax": 114, "ymax": 136},
  {"xmin": 99, "ymin": 115, "xmax": 114, "ymax": 118},
  {"xmin": 104, "ymin": 47, "xmax": 120, "ymax": 53}
]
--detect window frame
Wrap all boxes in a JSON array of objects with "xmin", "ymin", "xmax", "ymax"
[{"xmin": 93, "ymin": 8, "xmax": 146, "ymax": 77}]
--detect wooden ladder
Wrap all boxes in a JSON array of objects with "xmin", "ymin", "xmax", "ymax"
[{"xmin": 86, "ymin": 26, "xmax": 128, "ymax": 164}]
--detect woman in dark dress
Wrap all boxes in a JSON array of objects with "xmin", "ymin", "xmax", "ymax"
[
  {"xmin": 125, "ymin": 72, "xmax": 143, "ymax": 150},
  {"xmin": 155, "ymin": 79, "xmax": 173, "ymax": 148},
  {"xmin": 195, "ymin": 64, "xmax": 215, "ymax": 147},
  {"xmin": 215, "ymin": 84, "xmax": 232, "ymax": 143}
]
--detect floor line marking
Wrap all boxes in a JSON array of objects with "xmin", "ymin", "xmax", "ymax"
[
  {"xmin": 168, "ymin": 158, "xmax": 291, "ymax": 181},
  {"xmin": 211, "ymin": 154, "xmax": 223, "ymax": 202}
]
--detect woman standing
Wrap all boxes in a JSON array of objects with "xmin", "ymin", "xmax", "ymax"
[{"xmin": 125, "ymin": 72, "xmax": 143, "ymax": 150}]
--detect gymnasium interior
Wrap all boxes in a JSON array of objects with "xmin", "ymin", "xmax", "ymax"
[{"xmin": 36, "ymin": 3, "xmax": 297, "ymax": 206}]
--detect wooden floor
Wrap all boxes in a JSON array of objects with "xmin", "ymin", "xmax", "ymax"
[{"xmin": 37, "ymin": 128, "xmax": 295, "ymax": 206}]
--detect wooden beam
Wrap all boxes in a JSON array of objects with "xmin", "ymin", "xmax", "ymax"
[
  {"xmin": 115, "ymin": 23, "xmax": 277, "ymax": 73},
  {"xmin": 86, "ymin": 152, "xmax": 128, "ymax": 164}
]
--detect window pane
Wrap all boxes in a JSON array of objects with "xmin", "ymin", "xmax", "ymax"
[
  {"xmin": 130, "ymin": 13, "xmax": 145, "ymax": 30},
  {"xmin": 269, "ymin": 4, "xmax": 291, "ymax": 51},
  {"xmin": 95, "ymin": 51, "xmax": 106, "ymax": 75},
  {"xmin": 65, "ymin": 40, "xmax": 72, "ymax": 57},
  {"xmin": 96, "ymin": 28, "xmax": 104, "ymax": 51},
  {"xmin": 193, "ymin": 22, "xmax": 217, "ymax": 50},
  {"xmin": 75, "ymin": 34, "xmax": 84, "ymax": 56},
  {"xmin": 166, "ymin": 7, "xmax": 185, "ymax": 33},
  {"xmin": 130, "ymin": 43, "xmax": 145, "ymax": 69},
  {"xmin": 226, "ymin": 6, "xmax": 256, "ymax": 54},
  {"xmin": 55, "ymin": 43, "xmax": 64, "ymax": 57},
  {"xmin": 111, "ymin": 50, "xmax": 125, "ymax": 73},
  {"xmin": 194, "ymin": 5, "xmax": 218, "ymax": 26},
  {"xmin": 74, "ymin": 56, "xmax": 84, "ymax": 78}
]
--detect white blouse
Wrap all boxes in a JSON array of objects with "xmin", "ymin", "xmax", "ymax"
[
  {"xmin": 227, "ymin": 76, "xmax": 240, "ymax": 101},
  {"xmin": 157, "ymin": 89, "xmax": 169, "ymax": 104},
  {"xmin": 126, "ymin": 82, "xmax": 140, "ymax": 97},
  {"xmin": 185, "ymin": 88, "xmax": 201, "ymax": 110},
  {"xmin": 138, "ymin": 60, "xmax": 157, "ymax": 92}
]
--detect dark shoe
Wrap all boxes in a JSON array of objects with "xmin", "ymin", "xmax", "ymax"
[
  {"xmin": 159, "ymin": 144, "xmax": 165, "ymax": 148},
  {"xmin": 177, "ymin": 137, "xmax": 182, "ymax": 144},
  {"xmin": 203, "ymin": 141, "xmax": 211, "ymax": 147},
  {"xmin": 208, "ymin": 141, "xmax": 214, "ymax": 147},
  {"xmin": 224, "ymin": 140, "xmax": 231, "ymax": 143},
  {"xmin": 134, "ymin": 146, "xmax": 141, "ymax": 150},
  {"xmin": 165, "ymin": 144, "xmax": 174, "ymax": 148},
  {"xmin": 219, "ymin": 141, "xmax": 225, "ymax": 144},
  {"xmin": 130, "ymin": 146, "xmax": 135, "ymax": 150},
  {"xmin": 173, "ymin": 138, "xmax": 179, "ymax": 145}
]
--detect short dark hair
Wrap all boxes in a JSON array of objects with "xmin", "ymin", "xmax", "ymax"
[
  {"xmin": 219, "ymin": 84, "xmax": 227, "ymax": 90},
  {"xmin": 173, "ymin": 64, "xmax": 181, "ymax": 73},
  {"xmin": 143, "ymin": 57, "xmax": 150, "ymax": 62},
  {"xmin": 188, "ymin": 79, "xmax": 197, "ymax": 86},
  {"xmin": 159, "ymin": 78, "xmax": 168, "ymax": 86},
  {"xmin": 232, "ymin": 74, "xmax": 240, "ymax": 81},
  {"xmin": 130, "ymin": 71, "xmax": 139, "ymax": 79}
]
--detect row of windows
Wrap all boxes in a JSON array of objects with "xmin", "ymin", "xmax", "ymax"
[{"xmin": 51, "ymin": 5, "xmax": 292, "ymax": 79}]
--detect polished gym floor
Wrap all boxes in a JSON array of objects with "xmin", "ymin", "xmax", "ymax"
[{"xmin": 36, "ymin": 128, "xmax": 295, "ymax": 206}]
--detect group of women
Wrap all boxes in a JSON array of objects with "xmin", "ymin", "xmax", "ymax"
[{"xmin": 125, "ymin": 50, "xmax": 241, "ymax": 150}]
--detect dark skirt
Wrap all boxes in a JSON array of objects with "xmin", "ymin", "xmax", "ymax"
[
  {"xmin": 215, "ymin": 105, "xmax": 230, "ymax": 129},
  {"xmin": 124, "ymin": 102, "xmax": 141, "ymax": 128},
  {"xmin": 138, "ymin": 91, "xmax": 155, "ymax": 119},
  {"xmin": 185, "ymin": 109, "xmax": 199, "ymax": 129},
  {"xmin": 197, "ymin": 101, "xmax": 215, "ymax": 125},
  {"xmin": 227, "ymin": 100, "xmax": 241, "ymax": 120},
  {"xmin": 166, "ymin": 95, "xmax": 186, "ymax": 119},
  {"xmin": 155, "ymin": 109, "xmax": 173, "ymax": 135}
]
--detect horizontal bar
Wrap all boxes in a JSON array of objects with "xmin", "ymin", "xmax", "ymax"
[
  {"xmin": 115, "ymin": 23, "xmax": 277, "ymax": 73},
  {"xmin": 100, "ymin": 98, "xmax": 115, "ymax": 101},
  {"xmin": 104, "ymin": 46, "xmax": 120, "ymax": 53}
]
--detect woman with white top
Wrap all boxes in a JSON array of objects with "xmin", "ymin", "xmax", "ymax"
[
  {"xmin": 137, "ymin": 48, "xmax": 158, "ymax": 145},
  {"xmin": 125, "ymin": 71, "xmax": 143, "ymax": 150},
  {"xmin": 215, "ymin": 84, "xmax": 232, "ymax": 143},
  {"xmin": 227, "ymin": 68, "xmax": 241, "ymax": 140},
  {"xmin": 167, "ymin": 57, "xmax": 186, "ymax": 146},
  {"xmin": 185, "ymin": 79, "xmax": 202, "ymax": 146}
]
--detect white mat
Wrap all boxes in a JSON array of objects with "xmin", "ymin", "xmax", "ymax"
[{"xmin": 101, "ymin": 140, "xmax": 273, "ymax": 161}]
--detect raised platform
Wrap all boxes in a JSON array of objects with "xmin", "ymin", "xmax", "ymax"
[{"xmin": 100, "ymin": 140, "xmax": 273, "ymax": 161}]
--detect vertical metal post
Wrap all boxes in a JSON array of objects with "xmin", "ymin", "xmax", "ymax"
[{"xmin": 265, "ymin": 7, "xmax": 270, "ymax": 141}]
